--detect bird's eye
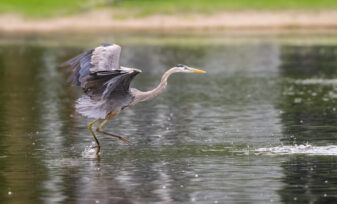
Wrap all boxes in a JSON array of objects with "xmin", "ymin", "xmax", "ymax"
[{"xmin": 177, "ymin": 64, "xmax": 184, "ymax": 68}]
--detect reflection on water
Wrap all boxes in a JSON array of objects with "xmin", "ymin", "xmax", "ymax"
[
  {"xmin": 0, "ymin": 34, "xmax": 336, "ymax": 203},
  {"xmin": 279, "ymin": 156, "xmax": 337, "ymax": 204},
  {"xmin": 279, "ymin": 45, "xmax": 337, "ymax": 145}
]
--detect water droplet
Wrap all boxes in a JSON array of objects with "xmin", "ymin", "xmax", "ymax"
[
  {"xmin": 8, "ymin": 191, "xmax": 12, "ymax": 195},
  {"xmin": 324, "ymin": 193, "xmax": 327, "ymax": 197},
  {"xmin": 162, "ymin": 185, "xmax": 166, "ymax": 189},
  {"xmin": 180, "ymin": 185, "xmax": 184, "ymax": 188},
  {"xmin": 195, "ymin": 174, "xmax": 199, "ymax": 178},
  {"xmin": 95, "ymin": 200, "xmax": 100, "ymax": 203},
  {"xmin": 325, "ymin": 180, "xmax": 328, "ymax": 183},
  {"xmin": 294, "ymin": 98, "xmax": 302, "ymax": 103},
  {"xmin": 300, "ymin": 120, "xmax": 303, "ymax": 124},
  {"xmin": 293, "ymin": 197, "xmax": 297, "ymax": 201}
]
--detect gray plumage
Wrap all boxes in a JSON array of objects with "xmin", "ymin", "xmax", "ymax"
[{"xmin": 61, "ymin": 44, "xmax": 141, "ymax": 119}]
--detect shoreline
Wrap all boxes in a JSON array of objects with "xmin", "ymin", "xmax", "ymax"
[{"xmin": 0, "ymin": 10, "xmax": 337, "ymax": 33}]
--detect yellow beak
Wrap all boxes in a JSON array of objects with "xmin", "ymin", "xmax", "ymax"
[{"xmin": 190, "ymin": 68, "xmax": 207, "ymax": 74}]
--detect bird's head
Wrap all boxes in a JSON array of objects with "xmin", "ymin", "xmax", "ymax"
[{"xmin": 173, "ymin": 64, "xmax": 206, "ymax": 74}]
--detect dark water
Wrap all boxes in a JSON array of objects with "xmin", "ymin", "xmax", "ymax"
[{"xmin": 0, "ymin": 33, "xmax": 337, "ymax": 203}]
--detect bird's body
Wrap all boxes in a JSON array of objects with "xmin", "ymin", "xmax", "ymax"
[
  {"xmin": 61, "ymin": 43, "xmax": 205, "ymax": 155},
  {"xmin": 62, "ymin": 44, "xmax": 140, "ymax": 119}
]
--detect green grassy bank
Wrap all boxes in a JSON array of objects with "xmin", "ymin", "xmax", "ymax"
[
  {"xmin": 119, "ymin": 0, "xmax": 337, "ymax": 16},
  {"xmin": 0, "ymin": 0, "xmax": 336, "ymax": 18}
]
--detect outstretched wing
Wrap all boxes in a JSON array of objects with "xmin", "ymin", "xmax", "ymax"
[
  {"xmin": 84, "ymin": 70, "xmax": 140, "ymax": 100},
  {"xmin": 60, "ymin": 43, "xmax": 141, "ymax": 100}
]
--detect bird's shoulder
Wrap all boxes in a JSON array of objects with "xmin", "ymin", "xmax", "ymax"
[{"xmin": 119, "ymin": 67, "xmax": 142, "ymax": 74}]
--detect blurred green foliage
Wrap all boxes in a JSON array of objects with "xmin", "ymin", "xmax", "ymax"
[
  {"xmin": 118, "ymin": 0, "xmax": 337, "ymax": 16},
  {"xmin": 0, "ymin": 0, "xmax": 87, "ymax": 17},
  {"xmin": 0, "ymin": 0, "xmax": 336, "ymax": 18}
]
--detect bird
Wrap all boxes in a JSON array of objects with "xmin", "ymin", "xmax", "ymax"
[{"xmin": 60, "ymin": 43, "xmax": 206, "ymax": 155}]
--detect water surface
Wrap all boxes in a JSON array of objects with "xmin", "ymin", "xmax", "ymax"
[{"xmin": 0, "ymin": 32, "xmax": 337, "ymax": 203}]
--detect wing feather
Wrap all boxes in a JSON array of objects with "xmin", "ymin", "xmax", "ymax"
[
  {"xmin": 90, "ymin": 44, "xmax": 121, "ymax": 72},
  {"xmin": 60, "ymin": 43, "xmax": 141, "ymax": 101}
]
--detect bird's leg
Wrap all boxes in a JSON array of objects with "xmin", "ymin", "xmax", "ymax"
[
  {"xmin": 88, "ymin": 118, "xmax": 100, "ymax": 154},
  {"xmin": 96, "ymin": 113, "xmax": 131, "ymax": 145}
]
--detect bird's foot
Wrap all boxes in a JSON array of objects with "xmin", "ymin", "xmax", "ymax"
[
  {"xmin": 117, "ymin": 136, "xmax": 132, "ymax": 145},
  {"xmin": 92, "ymin": 145, "xmax": 101, "ymax": 155}
]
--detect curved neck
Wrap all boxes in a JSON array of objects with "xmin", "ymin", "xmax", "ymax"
[{"xmin": 132, "ymin": 68, "xmax": 176, "ymax": 104}]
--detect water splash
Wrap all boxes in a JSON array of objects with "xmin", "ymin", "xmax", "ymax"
[
  {"xmin": 255, "ymin": 144, "xmax": 337, "ymax": 156},
  {"xmin": 294, "ymin": 79, "xmax": 337, "ymax": 85},
  {"xmin": 82, "ymin": 142, "xmax": 100, "ymax": 158}
]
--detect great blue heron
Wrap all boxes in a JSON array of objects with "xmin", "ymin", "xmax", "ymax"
[{"xmin": 61, "ymin": 43, "xmax": 206, "ymax": 155}]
